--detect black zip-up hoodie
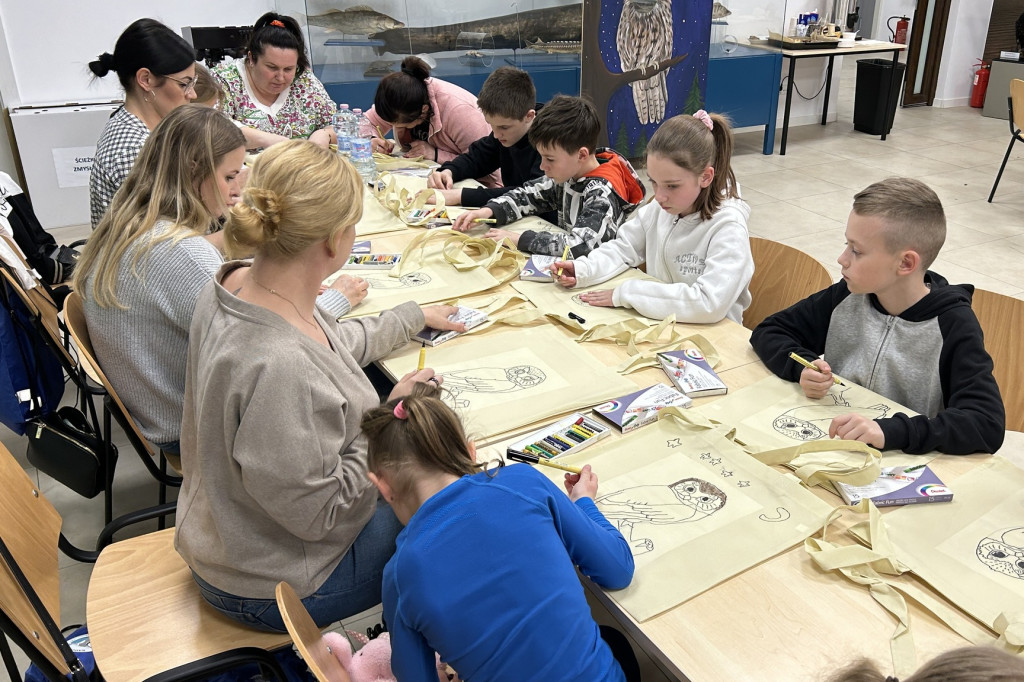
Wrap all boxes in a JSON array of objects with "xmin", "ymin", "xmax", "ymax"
[{"xmin": 750, "ymin": 271, "xmax": 1005, "ymax": 455}]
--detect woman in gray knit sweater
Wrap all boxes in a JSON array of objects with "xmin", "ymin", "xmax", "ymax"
[{"xmin": 176, "ymin": 140, "xmax": 464, "ymax": 632}]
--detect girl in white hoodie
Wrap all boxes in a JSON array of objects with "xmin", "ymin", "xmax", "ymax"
[{"xmin": 554, "ymin": 111, "xmax": 753, "ymax": 324}]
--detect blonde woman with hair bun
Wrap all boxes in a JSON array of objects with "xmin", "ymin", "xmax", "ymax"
[{"xmin": 176, "ymin": 140, "xmax": 465, "ymax": 632}]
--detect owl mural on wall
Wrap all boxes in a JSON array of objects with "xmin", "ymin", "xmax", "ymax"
[
  {"xmin": 596, "ymin": 477, "xmax": 726, "ymax": 554},
  {"xmin": 616, "ymin": 0, "xmax": 674, "ymax": 125}
]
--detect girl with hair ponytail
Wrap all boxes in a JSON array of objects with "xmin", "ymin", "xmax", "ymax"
[
  {"xmin": 554, "ymin": 110, "xmax": 754, "ymax": 325},
  {"xmin": 358, "ymin": 382, "xmax": 636, "ymax": 682},
  {"xmin": 363, "ymin": 56, "xmax": 498, "ymax": 185}
]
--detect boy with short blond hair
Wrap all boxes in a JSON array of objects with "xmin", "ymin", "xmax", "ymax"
[
  {"xmin": 452, "ymin": 95, "xmax": 646, "ymax": 258},
  {"xmin": 428, "ymin": 67, "xmax": 545, "ymax": 210},
  {"xmin": 750, "ymin": 177, "xmax": 1004, "ymax": 455}
]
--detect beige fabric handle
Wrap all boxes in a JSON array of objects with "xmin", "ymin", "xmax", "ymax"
[
  {"xmin": 749, "ymin": 440, "xmax": 882, "ymax": 488},
  {"xmin": 395, "ymin": 229, "xmax": 524, "ymax": 282},
  {"xmin": 373, "ymin": 171, "xmax": 447, "ymax": 227},
  {"xmin": 616, "ymin": 333, "xmax": 722, "ymax": 373}
]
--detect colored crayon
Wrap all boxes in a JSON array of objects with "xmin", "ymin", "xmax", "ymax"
[{"xmin": 506, "ymin": 449, "xmax": 582, "ymax": 474}]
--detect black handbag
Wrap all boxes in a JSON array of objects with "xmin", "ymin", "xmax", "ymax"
[{"xmin": 26, "ymin": 406, "xmax": 116, "ymax": 498}]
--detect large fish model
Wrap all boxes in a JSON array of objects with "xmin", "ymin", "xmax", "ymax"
[
  {"xmin": 527, "ymin": 38, "xmax": 582, "ymax": 54},
  {"xmin": 308, "ymin": 6, "xmax": 405, "ymax": 36},
  {"xmin": 371, "ymin": 4, "xmax": 582, "ymax": 55},
  {"xmin": 712, "ymin": 2, "xmax": 732, "ymax": 20}
]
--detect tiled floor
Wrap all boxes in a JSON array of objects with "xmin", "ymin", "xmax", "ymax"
[{"xmin": 4, "ymin": 58, "xmax": 1024, "ymax": 679}]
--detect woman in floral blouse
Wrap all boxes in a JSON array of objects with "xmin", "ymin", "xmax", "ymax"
[{"xmin": 213, "ymin": 12, "xmax": 336, "ymax": 150}]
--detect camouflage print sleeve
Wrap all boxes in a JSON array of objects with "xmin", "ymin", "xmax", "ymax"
[
  {"xmin": 485, "ymin": 175, "xmax": 561, "ymax": 226},
  {"xmin": 563, "ymin": 179, "xmax": 621, "ymax": 258}
]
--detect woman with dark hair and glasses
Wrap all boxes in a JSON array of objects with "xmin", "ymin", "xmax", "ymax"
[
  {"xmin": 88, "ymin": 18, "xmax": 197, "ymax": 228},
  {"xmin": 212, "ymin": 12, "xmax": 336, "ymax": 151},
  {"xmin": 363, "ymin": 56, "xmax": 498, "ymax": 186}
]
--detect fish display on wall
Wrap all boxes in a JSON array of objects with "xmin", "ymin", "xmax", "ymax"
[{"xmin": 308, "ymin": 6, "xmax": 406, "ymax": 35}]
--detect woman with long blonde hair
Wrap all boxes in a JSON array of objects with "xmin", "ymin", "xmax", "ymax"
[{"xmin": 176, "ymin": 140, "xmax": 463, "ymax": 632}]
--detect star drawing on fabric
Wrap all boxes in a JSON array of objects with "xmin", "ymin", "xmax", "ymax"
[
  {"xmin": 666, "ymin": 438, "xmax": 682, "ymax": 448},
  {"xmin": 699, "ymin": 452, "xmax": 712, "ymax": 460},
  {"xmin": 710, "ymin": 458, "xmax": 722, "ymax": 466},
  {"xmin": 737, "ymin": 481, "xmax": 750, "ymax": 487},
  {"xmin": 720, "ymin": 469, "xmax": 733, "ymax": 477}
]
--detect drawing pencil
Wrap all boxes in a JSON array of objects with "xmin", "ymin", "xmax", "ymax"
[
  {"xmin": 557, "ymin": 243, "xmax": 570, "ymax": 278},
  {"xmin": 788, "ymin": 352, "xmax": 845, "ymax": 386},
  {"xmin": 417, "ymin": 345, "xmax": 426, "ymax": 371},
  {"xmin": 506, "ymin": 448, "xmax": 582, "ymax": 474},
  {"xmin": 472, "ymin": 218, "xmax": 497, "ymax": 223}
]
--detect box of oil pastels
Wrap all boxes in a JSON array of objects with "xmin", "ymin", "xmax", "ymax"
[{"xmin": 508, "ymin": 412, "xmax": 611, "ymax": 459}]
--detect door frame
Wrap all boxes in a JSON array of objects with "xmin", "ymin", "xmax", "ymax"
[{"xmin": 903, "ymin": 0, "xmax": 953, "ymax": 106}]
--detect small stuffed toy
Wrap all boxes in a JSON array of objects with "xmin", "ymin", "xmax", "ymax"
[{"xmin": 323, "ymin": 631, "xmax": 458, "ymax": 682}]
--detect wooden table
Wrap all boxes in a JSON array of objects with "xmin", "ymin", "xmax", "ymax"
[{"xmin": 747, "ymin": 40, "xmax": 907, "ymax": 155}]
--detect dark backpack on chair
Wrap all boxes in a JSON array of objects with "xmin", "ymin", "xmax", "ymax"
[{"xmin": 0, "ymin": 172, "xmax": 81, "ymax": 286}]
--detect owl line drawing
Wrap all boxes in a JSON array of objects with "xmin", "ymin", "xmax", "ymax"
[
  {"xmin": 773, "ymin": 389, "xmax": 890, "ymax": 441},
  {"xmin": 976, "ymin": 527, "xmax": 1024, "ymax": 580},
  {"xmin": 596, "ymin": 477, "xmax": 727, "ymax": 555},
  {"xmin": 441, "ymin": 365, "xmax": 546, "ymax": 408},
  {"xmin": 616, "ymin": 0, "xmax": 674, "ymax": 125},
  {"xmin": 364, "ymin": 272, "xmax": 432, "ymax": 290}
]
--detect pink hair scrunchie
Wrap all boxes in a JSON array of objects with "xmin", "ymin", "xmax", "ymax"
[
  {"xmin": 693, "ymin": 109, "xmax": 714, "ymax": 131},
  {"xmin": 393, "ymin": 401, "xmax": 408, "ymax": 419}
]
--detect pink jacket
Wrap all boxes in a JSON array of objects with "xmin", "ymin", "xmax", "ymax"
[{"xmin": 364, "ymin": 78, "xmax": 500, "ymax": 187}]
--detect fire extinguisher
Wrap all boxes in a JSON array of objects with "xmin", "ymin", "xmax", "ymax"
[
  {"xmin": 887, "ymin": 15, "xmax": 910, "ymax": 44},
  {"xmin": 971, "ymin": 61, "xmax": 991, "ymax": 108}
]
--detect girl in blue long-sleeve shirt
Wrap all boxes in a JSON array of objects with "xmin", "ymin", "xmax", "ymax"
[{"xmin": 360, "ymin": 383, "xmax": 636, "ymax": 682}]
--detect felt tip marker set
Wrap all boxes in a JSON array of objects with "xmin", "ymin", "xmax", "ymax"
[
  {"xmin": 508, "ymin": 412, "xmax": 610, "ymax": 461},
  {"xmin": 342, "ymin": 253, "xmax": 402, "ymax": 270}
]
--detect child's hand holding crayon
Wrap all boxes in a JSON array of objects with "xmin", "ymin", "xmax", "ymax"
[{"xmin": 563, "ymin": 464, "xmax": 599, "ymax": 502}]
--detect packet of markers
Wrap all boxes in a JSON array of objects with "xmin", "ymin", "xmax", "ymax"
[{"xmin": 507, "ymin": 412, "xmax": 611, "ymax": 463}]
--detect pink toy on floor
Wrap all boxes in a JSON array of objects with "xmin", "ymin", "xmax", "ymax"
[{"xmin": 323, "ymin": 631, "xmax": 458, "ymax": 682}]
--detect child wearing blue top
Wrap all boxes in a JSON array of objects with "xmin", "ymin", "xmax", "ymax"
[{"xmin": 360, "ymin": 384, "xmax": 636, "ymax": 682}]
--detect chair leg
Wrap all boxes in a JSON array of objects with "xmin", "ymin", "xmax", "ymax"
[
  {"xmin": 988, "ymin": 135, "xmax": 1018, "ymax": 203},
  {"xmin": 0, "ymin": 633, "xmax": 23, "ymax": 682},
  {"xmin": 103, "ymin": 408, "xmax": 114, "ymax": 526},
  {"xmin": 158, "ymin": 455, "xmax": 168, "ymax": 531}
]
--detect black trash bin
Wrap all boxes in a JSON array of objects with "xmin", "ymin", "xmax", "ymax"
[{"xmin": 853, "ymin": 59, "xmax": 907, "ymax": 135}]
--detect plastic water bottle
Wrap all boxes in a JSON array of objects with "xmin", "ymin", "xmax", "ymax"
[
  {"xmin": 350, "ymin": 108, "xmax": 377, "ymax": 183},
  {"xmin": 335, "ymin": 103, "xmax": 354, "ymax": 158}
]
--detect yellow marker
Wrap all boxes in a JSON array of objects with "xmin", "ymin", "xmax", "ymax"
[
  {"xmin": 506, "ymin": 449, "xmax": 582, "ymax": 474},
  {"xmin": 788, "ymin": 352, "xmax": 845, "ymax": 386},
  {"xmin": 556, "ymin": 243, "xmax": 570, "ymax": 278},
  {"xmin": 472, "ymin": 218, "xmax": 497, "ymax": 223},
  {"xmin": 417, "ymin": 345, "xmax": 426, "ymax": 371}
]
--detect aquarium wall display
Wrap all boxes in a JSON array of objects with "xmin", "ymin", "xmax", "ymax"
[{"xmin": 277, "ymin": 0, "xmax": 585, "ymax": 110}]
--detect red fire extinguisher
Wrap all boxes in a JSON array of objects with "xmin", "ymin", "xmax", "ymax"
[
  {"xmin": 888, "ymin": 15, "xmax": 910, "ymax": 44},
  {"xmin": 971, "ymin": 61, "xmax": 991, "ymax": 108}
]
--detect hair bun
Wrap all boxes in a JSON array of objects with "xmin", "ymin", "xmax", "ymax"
[
  {"xmin": 89, "ymin": 52, "xmax": 117, "ymax": 77},
  {"xmin": 242, "ymin": 187, "xmax": 283, "ymax": 240},
  {"xmin": 400, "ymin": 56, "xmax": 430, "ymax": 80}
]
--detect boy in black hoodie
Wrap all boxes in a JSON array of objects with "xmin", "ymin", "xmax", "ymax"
[
  {"xmin": 750, "ymin": 177, "xmax": 1004, "ymax": 455},
  {"xmin": 452, "ymin": 95, "xmax": 645, "ymax": 258},
  {"xmin": 428, "ymin": 67, "xmax": 547, "ymax": 215}
]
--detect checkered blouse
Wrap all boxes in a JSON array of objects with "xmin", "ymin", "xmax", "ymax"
[{"xmin": 89, "ymin": 107, "xmax": 149, "ymax": 229}]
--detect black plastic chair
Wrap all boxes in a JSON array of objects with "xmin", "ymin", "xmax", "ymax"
[{"xmin": 988, "ymin": 78, "xmax": 1024, "ymax": 203}]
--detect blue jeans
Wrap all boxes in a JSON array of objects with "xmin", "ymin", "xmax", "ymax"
[{"xmin": 193, "ymin": 499, "xmax": 402, "ymax": 633}]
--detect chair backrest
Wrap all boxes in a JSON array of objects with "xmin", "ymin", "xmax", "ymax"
[
  {"xmin": 63, "ymin": 291, "xmax": 157, "ymax": 460},
  {"xmin": 276, "ymin": 582, "xmax": 352, "ymax": 682},
  {"xmin": 0, "ymin": 440, "xmax": 69, "ymax": 674},
  {"xmin": 971, "ymin": 288, "xmax": 1024, "ymax": 432},
  {"xmin": 1011, "ymin": 78, "xmax": 1024, "ymax": 133},
  {"xmin": 743, "ymin": 237, "xmax": 833, "ymax": 330}
]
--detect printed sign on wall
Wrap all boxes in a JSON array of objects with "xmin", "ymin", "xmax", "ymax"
[{"xmin": 51, "ymin": 147, "xmax": 96, "ymax": 189}]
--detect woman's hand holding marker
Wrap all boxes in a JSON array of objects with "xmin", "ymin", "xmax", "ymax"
[
  {"xmin": 563, "ymin": 464, "xmax": 599, "ymax": 502},
  {"xmin": 389, "ymin": 368, "xmax": 442, "ymax": 401},
  {"xmin": 553, "ymin": 260, "xmax": 577, "ymax": 287}
]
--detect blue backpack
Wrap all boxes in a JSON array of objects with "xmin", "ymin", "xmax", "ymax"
[{"xmin": 0, "ymin": 277, "xmax": 64, "ymax": 435}]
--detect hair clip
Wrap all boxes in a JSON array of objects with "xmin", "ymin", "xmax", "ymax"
[
  {"xmin": 270, "ymin": 19, "xmax": 285, "ymax": 28},
  {"xmin": 692, "ymin": 109, "xmax": 714, "ymax": 131},
  {"xmin": 393, "ymin": 400, "xmax": 408, "ymax": 419}
]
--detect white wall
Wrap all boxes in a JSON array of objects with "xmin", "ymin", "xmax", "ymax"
[
  {"xmin": 933, "ymin": 0, "xmax": 994, "ymax": 107},
  {"xmin": 0, "ymin": 0, "xmax": 274, "ymax": 107}
]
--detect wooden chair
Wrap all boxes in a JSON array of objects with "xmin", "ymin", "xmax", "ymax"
[
  {"xmin": 988, "ymin": 78, "xmax": 1024, "ymax": 203},
  {"xmin": 276, "ymin": 582, "xmax": 351, "ymax": 682},
  {"xmin": 0, "ymin": 440, "xmax": 292, "ymax": 682},
  {"xmin": 743, "ymin": 237, "xmax": 833, "ymax": 330},
  {"xmin": 971, "ymin": 288, "xmax": 1024, "ymax": 432},
  {"xmin": 63, "ymin": 291, "xmax": 182, "ymax": 525}
]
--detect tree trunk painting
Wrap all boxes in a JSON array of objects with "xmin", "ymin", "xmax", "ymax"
[{"xmin": 582, "ymin": 0, "xmax": 712, "ymax": 157}]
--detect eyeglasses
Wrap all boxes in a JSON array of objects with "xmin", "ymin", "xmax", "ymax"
[{"xmin": 165, "ymin": 75, "xmax": 197, "ymax": 95}]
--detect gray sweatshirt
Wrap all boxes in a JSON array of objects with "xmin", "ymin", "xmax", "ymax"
[{"xmin": 175, "ymin": 262, "xmax": 423, "ymax": 598}]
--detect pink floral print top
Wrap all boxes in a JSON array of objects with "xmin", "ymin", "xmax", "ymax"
[{"xmin": 212, "ymin": 58, "xmax": 335, "ymax": 138}]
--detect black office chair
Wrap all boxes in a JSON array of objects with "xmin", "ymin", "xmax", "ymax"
[{"xmin": 988, "ymin": 78, "xmax": 1024, "ymax": 202}]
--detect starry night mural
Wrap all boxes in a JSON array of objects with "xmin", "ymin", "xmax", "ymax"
[{"xmin": 582, "ymin": 0, "xmax": 712, "ymax": 158}]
